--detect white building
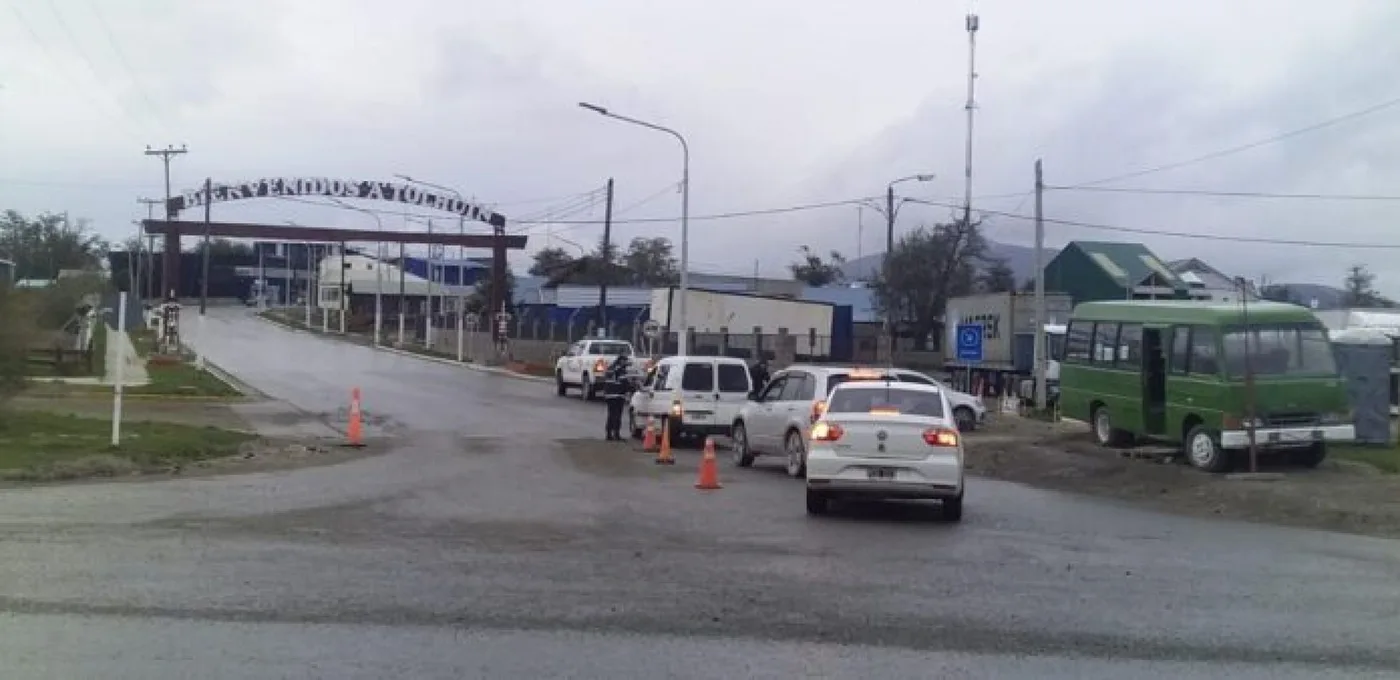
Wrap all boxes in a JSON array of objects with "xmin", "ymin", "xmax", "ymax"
[{"xmin": 1167, "ymin": 258, "xmax": 1258, "ymax": 303}]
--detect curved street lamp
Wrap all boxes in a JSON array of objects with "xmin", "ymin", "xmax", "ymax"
[{"xmin": 579, "ymin": 102, "xmax": 692, "ymax": 355}]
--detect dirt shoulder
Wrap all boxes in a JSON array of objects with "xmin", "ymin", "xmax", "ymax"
[
  {"xmin": 965, "ymin": 415, "xmax": 1400, "ymax": 539},
  {"xmin": 3, "ymin": 393, "xmax": 384, "ymax": 483}
]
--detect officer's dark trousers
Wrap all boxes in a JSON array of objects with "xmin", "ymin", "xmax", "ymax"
[{"xmin": 605, "ymin": 398, "xmax": 625, "ymax": 437}]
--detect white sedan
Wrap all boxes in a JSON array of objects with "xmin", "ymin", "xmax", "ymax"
[{"xmin": 804, "ymin": 380, "xmax": 965, "ymax": 521}]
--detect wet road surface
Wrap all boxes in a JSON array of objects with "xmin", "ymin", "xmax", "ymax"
[{"xmin": 0, "ymin": 308, "xmax": 1396, "ymax": 678}]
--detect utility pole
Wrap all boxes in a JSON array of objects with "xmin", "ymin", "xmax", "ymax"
[
  {"xmin": 144, "ymin": 144, "xmax": 187, "ymax": 297},
  {"xmin": 884, "ymin": 185, "xmax": 896, "ymax": 363},
  {"xmin": 138, "ymin": 198, "xmax": 161, "ymax": 301},
  {"xmin": 598, "ymin": 178, "xmax": 614, "ymax": 333},
  {"xmin": 197, "ymin": 177, "xmax": 211, "ymax": 370},
  {"xmin": 1033, "ymin": 159, "xmax": 1047, "ymax": 411}
]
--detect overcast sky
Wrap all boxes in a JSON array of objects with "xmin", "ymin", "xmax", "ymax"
[{"xmin": 1, "ymin": 0, "xmax": 1398, "ymax": 292}]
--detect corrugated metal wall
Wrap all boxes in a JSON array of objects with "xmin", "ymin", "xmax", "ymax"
[
  {"xmin": 553, "ymin": 285, "xmax": 652, "ymax": 308},
  {"xmin": 1333, "ymin": 338, "xmax": 1392, "ymax": 444}
]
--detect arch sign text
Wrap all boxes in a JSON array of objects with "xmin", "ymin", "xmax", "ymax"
[{"xmin": 166, "ymin": 177, "xmax": 506, "ymax": 228}]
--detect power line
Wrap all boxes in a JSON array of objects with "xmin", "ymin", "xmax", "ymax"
[
  {"xmin": 513, "ymin": 181, "xmax": 680, "ymax": 235},
  {"xmin": 522, "ymin": 196, "xmax": 880, "ymax": 226},
  {"xmin": 5, "ymin": 1, "xmax": 144, "ymax": 141},
  {"xmin": 1046, "ymin": 185, "xmax": 1400, "ymax": 201},
  {"xmin": 42, "ymin": 0, "xmax": 158, "ymax": 136},
  {"xmin": 903, "ymin": 197, "xmax": 1400, "ymax": 250},
  {"xmin": 1064, "ymin": 94, "xmax": 1400, "ymax": 188},
  {"xmin": 82, "ymin": 0, "xmax": 169, "ymax": 132}
]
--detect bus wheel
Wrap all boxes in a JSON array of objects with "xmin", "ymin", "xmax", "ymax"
[
  {"xmin": 1185, "ymin": 425, "xmax": 1230, "ymax": 473},
  {"xmin": 1091, "ymin": 406, "xmax": 1130, "ymax": 447}
]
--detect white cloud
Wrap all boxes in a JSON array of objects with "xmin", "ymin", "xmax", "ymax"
[{"xmin": 0, "ymin": 0, "xmax": 1396, "ymax": 291}]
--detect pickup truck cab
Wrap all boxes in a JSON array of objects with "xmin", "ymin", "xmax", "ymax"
[{"xmin": 555, "ymin": 339, "xmax": 638, "ymax": 400}]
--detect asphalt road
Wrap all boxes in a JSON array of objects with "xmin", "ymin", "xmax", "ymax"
[{"xmin": 0, "ymin": 308, "xmax": 1396, "ymax": 679}]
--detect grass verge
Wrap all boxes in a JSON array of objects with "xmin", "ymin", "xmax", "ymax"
[
  {"xmin": 1331, "ymin": 444, "xmax": 1400, "ymax": 474},
  {"xmin": 0, "ymin": 411, "xmax": 255, "ymax": 481},
  {"xmin": 125, "ymin": 328, "xmax": 241, "ymax": 398}
]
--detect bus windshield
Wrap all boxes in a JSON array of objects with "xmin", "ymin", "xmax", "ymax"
[{"xmin": 1221, "ymin": 325, "xmax": 1337, "ymax": 379}]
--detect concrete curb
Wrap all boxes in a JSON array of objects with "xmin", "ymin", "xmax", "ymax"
[{"xmin": 374, "ymin": 346, "xmax": 555, "ymax": 384}]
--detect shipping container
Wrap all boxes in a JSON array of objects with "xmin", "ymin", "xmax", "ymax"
[
  {"xmin": 944, "ymin": 292, "xmax": 1073, "ymax": 396},
  {"xmin": 649, "ymin": 287, "xmax": 845, "ymax": 358}
]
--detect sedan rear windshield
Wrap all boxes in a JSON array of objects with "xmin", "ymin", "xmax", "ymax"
[
  {"xmin": 827, "ymin": 386, "xmax": 944, "ymax": 418},
  {"xmin": 590, "ymin": 342, "xmax": 632, "ymax": 355}
]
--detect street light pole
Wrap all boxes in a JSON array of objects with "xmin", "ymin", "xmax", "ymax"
[
  {"xmin": 880, "ymin": 174, "xmax": 935, "ymax": 363},
  {"xmin": 579, "ymin": 102, "xmax": 691, "ymax": 355},
  {"xmin": 396, "ymin": 175, "xmax": 467, "ymax": 349},
  {"xmin": 331, "ymin": 198, "xmax": 385, "ymax": 345}
]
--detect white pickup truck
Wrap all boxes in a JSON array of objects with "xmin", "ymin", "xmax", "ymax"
[{"xmin": 554, "ymin": 338, "xmax": 641, "ymax": 400}]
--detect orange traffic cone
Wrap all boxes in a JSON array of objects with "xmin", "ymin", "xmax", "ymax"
[
  {"xmin": 642, "ymin": 416, "xmax": 658, "ymax": 452},
  {"xmin": 345, "ymin": 387, "xmax": 365, "ymax": 448},
  {"xmin": 654, "ymin": 418, "xmax": 675, "ymax": 465},
  {"xmin": 695, "ymin": 437, "xmax": 722, "ymax": 490}
]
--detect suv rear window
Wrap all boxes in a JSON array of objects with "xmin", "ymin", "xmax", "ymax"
[
  {"xmin": 716, "ymin": 364, "xmax": 750, "ymax": 393},
  {"xmin": 681, "ymin": 363, "xmax": 714, "ymax": 391}
]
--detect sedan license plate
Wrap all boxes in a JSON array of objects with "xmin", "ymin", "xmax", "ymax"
[{"xmin": 867, "ymin": 467, "xmax": 897, "ymax": 481}]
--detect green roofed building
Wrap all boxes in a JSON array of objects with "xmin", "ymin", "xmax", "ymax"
[{"xmin": 1044, "ymin": 241, "xmax": 1211, "ymax": 307}]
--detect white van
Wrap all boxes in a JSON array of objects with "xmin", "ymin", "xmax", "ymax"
[{"xmin": 629, "ymin": 356, "xmax": 753, "ymax": 444}]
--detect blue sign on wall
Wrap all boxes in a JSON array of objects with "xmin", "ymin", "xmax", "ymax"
[{"xmin": 956, "ymin": 323, "xmax": 983, "ymax": 362}]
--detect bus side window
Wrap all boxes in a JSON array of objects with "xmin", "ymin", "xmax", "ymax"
[
  {"xmin": 1117, "ymin": 323, "xmax": 1142, "ymax": 367},
  {"xmin": 1065, "ymin": 321, "xmax": 1092, "ymax": 362},
  {"xmin": 1091, "ymin": 322, "xmax": 1120, "ymax": 364},
  {"xmin": 1170, "ymin": 326, "xmax": 1191, "ymax": 374},
  {"xmin": 1188, "ymin": 327, "xmax": 1219, "ymax": 376}
]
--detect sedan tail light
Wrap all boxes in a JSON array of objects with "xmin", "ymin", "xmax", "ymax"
[
  {"xmin": 810, "ymin": 400, "xmax": 827, "ymax": 423},
  {"xmin": 593, "ymin": 359, "xmax": 608, "ymax": 373},
  {"xmin": 811, "ymin": 421, "xmax": 843, "ymax": 442},
  {"xmin": 922, "ymin": 427, "xmax": 959, "ymax": 447}
]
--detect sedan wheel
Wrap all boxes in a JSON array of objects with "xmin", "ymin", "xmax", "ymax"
[
  {"xmin": 784, "ymin": 430, "xmax": 806, "ymax": 478},
  {"xmin": 731, "ymin": 422, "xmax": 755, "ymax": 467}
]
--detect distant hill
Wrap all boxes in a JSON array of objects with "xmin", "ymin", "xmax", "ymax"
[{"xmin": 841, "ymin": 240, "xmax": 1058, "ymax": 287}]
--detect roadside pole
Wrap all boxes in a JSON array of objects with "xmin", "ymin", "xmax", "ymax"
[
  {"xmin": 397, "ymin": 242, "xmax": 406, "ymax": 346},
  {"xmin": 339, "ymin": 241, "xmax": 347, "ymax": 335},
  {"xmin": 304, "ymin": 243, "xmax": 313, "ymax": 326},
  {"xmin": 110, "ymin": 291, "xmax": 127, "ymax": 447},
  {"xmin": 196, "ymin": 178, "xmax": 211, "ymax": 371},
  {"xmin": 1033, "ymin": 159, "xmax": 1047, "ymax": 411},
  {"xmin": 456, "ymin": 306, "xmax": 465, "ymax": 362},
  {"xmin": 884, "ymin": 185, "xmax": 895, "ymax": 366}
]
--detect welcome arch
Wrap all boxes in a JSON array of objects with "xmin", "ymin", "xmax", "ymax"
[{"xmin": 144, "ymin": 176, "xmax": 523, "ymax": 343}]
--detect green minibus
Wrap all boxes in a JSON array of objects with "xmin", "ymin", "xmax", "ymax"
[{"xmin": 1058, "ymin": 301, "xmax": 1353, "ymax": 472}]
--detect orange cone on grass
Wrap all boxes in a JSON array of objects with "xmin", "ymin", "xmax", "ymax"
[
  {"xmin": 654, "ymin": 418, "xmax": 675, "ymax": 465},
  {"xmin": 695, "ymin": 437, "xmax": 721, "ymax": 490},
  {"xmin": 345, "ymin": 387, "xmax": 365, "ymax": 448}
]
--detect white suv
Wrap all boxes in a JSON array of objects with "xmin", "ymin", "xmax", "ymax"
[
  {"xmin": 805, "ymin": 379, "xmax": 965, "ymax": 520},
  {"xmin": 731, "ymin": 365, "xmax": 897, "ymax": 477}
]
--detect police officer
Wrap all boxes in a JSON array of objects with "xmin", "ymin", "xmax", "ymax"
[
  {"xmin": 602, "ymin": 351, "xmax": 632, "ymax": 440},
  {"xmin": 749, "ymin": 358, "xmax": 770, "ymax": 394}
]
